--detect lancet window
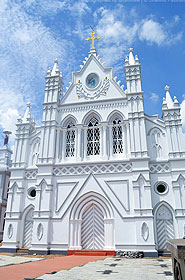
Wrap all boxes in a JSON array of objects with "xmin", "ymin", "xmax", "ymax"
[
  {"xmin": 151, "ymin": 131, "xmax": 162, "ymax": 158},
  {"xmin": 65, "ymin": 121, "xmax": 75, "ymax": 157},
  {"xmin": 87, "ymin": 117, "xmax": 100, "ymax": 156},
  {"xmin": 112, "ymin": 118, "xmax": 123, "ymax": 154}
]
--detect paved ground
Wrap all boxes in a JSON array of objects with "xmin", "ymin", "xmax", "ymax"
[
  {"xmin": 0, "ymin": 254, "xmax": 43, "ymax": 267},
  {"xmin": 0, "ymin": 254, "xmax": 173, "ymax": 280},
  {"xmin": 36, "ymin": 257, "xmax": 173, "ymax": 280},
  {"xmin": 0, "ymin": 254, "xmax": 106, "ymax": 280}
]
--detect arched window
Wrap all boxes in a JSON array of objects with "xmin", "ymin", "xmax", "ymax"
[
  {"xmin": 87, "ymin": 117, "xmax": 100, "ymax": 156},
  {"xmin": 65, "ymin": 121, "xmax": 75, "ymax": 157},
  {"xmin": 151, "ymin": 130, "xmax": 162, "ymax": 158},
  {"xmin": 112, "ymin": 118, "xmax": 123, "ymax": 154}
]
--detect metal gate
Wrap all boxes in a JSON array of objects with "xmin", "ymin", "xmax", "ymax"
[
  {"xmin": 23, "ymin": 209, "xmax": 34, "ymax": 249},
  {"xmin": 81, "ymin": 204, "xmax": 104, "ymax": 249},
  {"xmin": 156, "ymin": 205, "xmax": 174, "ymax": 250}
]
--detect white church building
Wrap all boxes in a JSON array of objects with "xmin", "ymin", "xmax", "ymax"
[{"xmin": 1, "ymin": 35, "xmax": 185, "ymax": 257}]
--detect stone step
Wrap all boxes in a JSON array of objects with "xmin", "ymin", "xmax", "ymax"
[
  {"xmin": 67, "ymin": 250, "xmax": 115, "ymax": 256},
  {"xmin": 158, "ymin": 250, "xmax": 171, "ymax": 257},
  {"xmin": 16, "ymin": 248, "xmax": 29, "ymax": 254}
]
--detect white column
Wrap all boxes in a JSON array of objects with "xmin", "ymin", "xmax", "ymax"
[
  {"xmin": 104, "ymin": 218, "xmax": 114, "ymax": 250},
  {"xmin": 76, "ymin": 125, "xmax": 82, "ymax": 161},
  {"xmin": 55, "ymin": 128, "xmax": 60, "ymax": 161},
  {"xmin": 77, "ymin": 219, "xmax": 82, "ymax": 249},
  {"xmin": 101, "ymin": 122, "xmax": 108, "ymax": 160},
  {"xmin": 61, "ymin": 129, "xmax": 66, "ymax": 162},
  {"xmin": 109, "ymin": 125, "xmax": 113, "ymax": 159},
  {"xmin": 83, "ymin": 127, "xmax": 87, "ymax": 161}
]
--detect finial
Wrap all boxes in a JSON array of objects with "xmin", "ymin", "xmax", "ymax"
[
  {"xmin": 135, "ymin": 55, "xmax": 139, "ymax": 64},
  {"xmin": 164, "ymin": 85, "xmax": 174, "ymax": 109},
  {"xmin": 165, "ymin": 85, "xmax": 170, "ymax": 92},
  {"xmin": 128, "ymin": 47, "xmax": 135, "ymax": 65},
  {"xmin": 51, "ymin": 59, "xmax": 59, "ymax": 76},
  {"xmin": 86, "ymin": 31, "xmax": 101, "ymax": 49},
  {"xmin": 26, "ymin": 102, "xmax": 31, "ymax": 108},
  {"xmin": 174, "ymin": 96, "xmax": 179, "ymax": 107}
]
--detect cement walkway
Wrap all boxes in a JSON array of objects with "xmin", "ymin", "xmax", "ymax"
[
  {"xmin": 37, "ymin": 257, "xmax": 174, "ymax": 280},
  {"xmin": 0, "ymin": 255, "xmax": 106, "ymax": 280}
]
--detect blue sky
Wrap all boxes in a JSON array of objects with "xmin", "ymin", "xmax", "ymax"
[{"xmin": 1, "ymin": 0, "xmax": 185, "ymax": 143}]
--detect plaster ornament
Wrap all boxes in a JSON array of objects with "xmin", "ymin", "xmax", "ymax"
[
  {"xmin": 141, "ymin": 222, "xmax": 149, "ymax": 241},
  {"xmin": 37, "ymin": 223, "xmax": 43, "ymax": 241},
  {"xmin": 8, "ymin": 224, "xmax": 13, "ymax": 239},
  {"xmin": 76, "ymin": 77, "xmax": 110, "ymax": 100}
]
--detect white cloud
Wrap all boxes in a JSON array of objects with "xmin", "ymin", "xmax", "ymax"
[
  {"xmin": 95, "ymin": 7, "xmax": 139, "ymax": 71},
  {"xmin": 139, "ymin": 19, "xmax": 182, "ymax": 46},
  {"xmin": 150, "ymin": 92, "xmax": 159, "ymax": 103},
  {"xmin": 139, "ymin": 19, "xmax": 166, "ymax": 46},
  {"xmin": 0, "ymin": 0, "xmax": 75, "ymax": 137}
]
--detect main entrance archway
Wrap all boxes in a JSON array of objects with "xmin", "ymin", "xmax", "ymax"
[
  {"xmin": 69, "ymin": 191, "xmax": 114, "ymax": 250},
  {"xmin": 155, "ymin": 204, "xmax": 174, "ymax": 250},
  {"xmin": 22, "ymin": 208, "xmax": 34, "ymax": 249},
  {"xmin": 81, "ymin": 203, "xmax": 104, "ymax": 249}
]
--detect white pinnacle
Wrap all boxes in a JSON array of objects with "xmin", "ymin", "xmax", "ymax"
[
  {"xmin": 51, "ymin": 58, "xmax": 59, "ymax": 76},
  {"xmin": 165, "ymin": 85, "xmax": 174, "ymax": 109},
  {"xmin": 129, "ymin": 48, "xmax": 135, "ymax": 65},
  {"xmin": 23, "ymin": 102, "xmax": 31, "ymax": 123}
]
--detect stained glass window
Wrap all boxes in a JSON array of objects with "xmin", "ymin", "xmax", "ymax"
[
  {"xmin": 112, "ymin": 118, "xmax": 123, "ymax": 154},
  {"xmin": 87, "ymin": 117, "xmax": 100, "ymax": 156},
  {"xmin": 65, "ymin": 122, "xmax": 75, "ymax": 157}
]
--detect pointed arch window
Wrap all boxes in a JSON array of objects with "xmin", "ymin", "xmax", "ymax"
[
  {"xmin": 87, "ymin": 117, "xmax": 100, "ymax": 156},
  {"xmin": 65, "ymin": 121, "xmax": 75, "ymax": 157},
  {"xmin": 112, "ymin": 118, "xmax": 123, "ymax": 154}
]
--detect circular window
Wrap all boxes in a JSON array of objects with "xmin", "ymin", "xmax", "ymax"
[
  {"xmin": 154, "ymin": 182, "xmax": 168, "ymax": 195},
  {"xmin": 28, "ymin": 187, "xmax": 36, "ymax": 198},
  {"xmin": 86, "ymin": 73, "xmax": 99, "ymax": 88}
]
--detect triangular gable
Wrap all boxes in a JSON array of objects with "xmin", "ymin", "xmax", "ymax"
[{"xmin": 61, "ymin": 53, "xmax": 126, "ymax": 105}]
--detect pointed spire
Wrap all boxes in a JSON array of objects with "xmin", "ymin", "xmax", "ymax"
[
  {"xmin": 162, "ymin": 97, "xmax": 167, "ymax": 109},
  {"xmin": 17, "ymin": 114, "xmax": 22, "ymax": 123},
  {"xmin": 46, "ymin": 67, "xmax": 51, "ymax": 77},
  {"xmin": 125, "ymin": 56, "xmax": 129, "ymax": 66},
  {"xmin": 165, "ymin": 85, "xmax": 174, "ymax": 109},
  {"xmin": 174, "ymin": 96, "xmax": 179, "ymax": 107},
  {"xmin": 23, "ymin": 102, "xmax": 31, "ymax": 123},
  {"xmin": 129, "ymin": 48, "xmax": 135, "ymax": 65},
  {"xmin": 51, "ymin": 58, "xmax": 59, "ymax": 76},
  {"xmin": 135, "ymin": 55, "xmax": 139, "ymax": 64}
]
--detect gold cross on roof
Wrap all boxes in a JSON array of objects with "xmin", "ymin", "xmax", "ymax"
[{"xmin": 85, "ymin": 31, "xmax": 101, "ymax": 48}]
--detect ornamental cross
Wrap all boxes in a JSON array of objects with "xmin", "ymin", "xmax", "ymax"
[{"xmin": 85, "ymin": 31, "xmax": 101, "ymax": 48}]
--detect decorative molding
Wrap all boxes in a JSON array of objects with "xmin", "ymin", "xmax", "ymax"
[
  {"xmin": 53, "ymin": 163, "xmax": 132, "ymax": 176},
  {"xmin": 25, "ymin": 170, "xmax": 38, "ymax": 179},
  {"xmin": 150, "ymin": 163, "xmax": 170, "ymax": 173},
  {"xmin": 37, "ymin": 223, "xmax": 43, "ymax": 241},
  {"xmin": 141, "ymin": 222, "xmax": 149, "ymax": 241},
  {"xmin": 76, "ymin": 77, "xmax": 110, "ymax": 100},
  {"xmin": 8, "ymin": 224, "xmax": 13, "ymax": 239},
  {"xmin": 61, "ymin": 101, "xmax": 127, "ymax": 113}
]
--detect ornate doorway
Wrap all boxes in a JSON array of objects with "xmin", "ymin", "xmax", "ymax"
[
  {"xmin": 69, "ymin": 191, "xmax": 114, "ymax": 250},
  {"xmin": 156, "ymin": 205, "xmax": 174, "ymax": 250},
  {"xmin": 23, "ymin": 208, "xmax": 34, "ymax": 249},
  {"xmin": 81, "ymin": 204, "xmax": 104, "ymax": 249}
]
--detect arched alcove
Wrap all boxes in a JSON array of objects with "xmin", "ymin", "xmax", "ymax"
[
  {"xmin": 69, "ymin": 192, "xmax": 114, "ymax": 250},
  {"xmin": 22, "ymin": 206, "xmax": 34, "ymax": 249},
  {"xmin": 154, "ymin": 202, "xmax": 175, "ymax": 250}
]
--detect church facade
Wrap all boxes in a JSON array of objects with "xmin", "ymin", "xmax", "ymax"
[{"xmin": 1, "ymin": 42, "xmax": 185, "ymax": 256}]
